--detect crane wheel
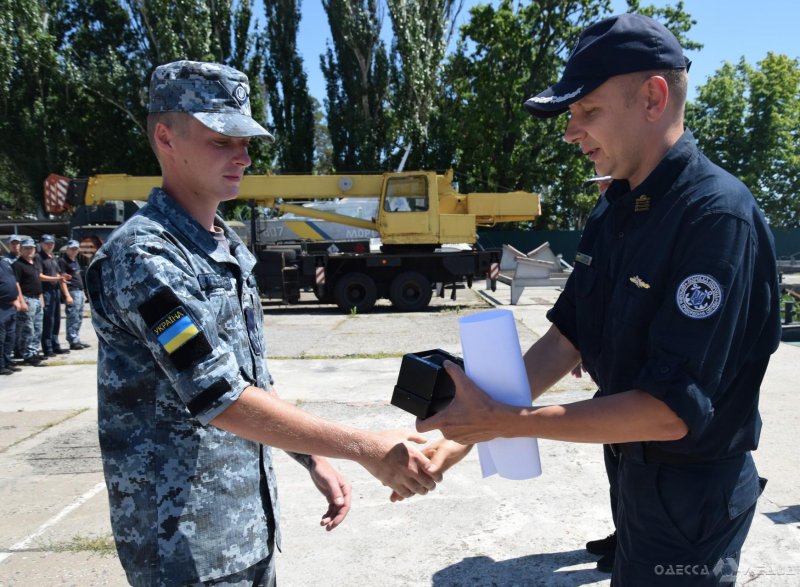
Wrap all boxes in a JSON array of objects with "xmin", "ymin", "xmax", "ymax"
[
  {"xmin": 389, "ymin": 271, "xmax": 433, "ymax": 312},
  {"xmin": 314, "ymin": 290, "xmax": 334, "ymax": 303},
  {"xmin": 333, "ymin": 272, "xmax": 378, "ymax": 314}
]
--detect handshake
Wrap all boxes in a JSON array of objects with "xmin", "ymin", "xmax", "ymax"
[{"xmin": 357, "ymin": 349, "xmax": 467, "ymax": 502}]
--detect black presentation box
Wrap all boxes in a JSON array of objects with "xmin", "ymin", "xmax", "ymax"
[{"xmin": 391, "ymin": 349, "xmax": 464, "ymax": 419}]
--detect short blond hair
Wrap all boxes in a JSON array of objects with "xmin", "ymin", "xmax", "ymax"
[{"xmin": 146, "ymin": 111, "xmax": 191, "ymax": 157}]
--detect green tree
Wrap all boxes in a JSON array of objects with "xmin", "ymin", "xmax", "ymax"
[
  {"xmin": 56, "ymin": 1, "xmax": 154, "ymax": 176},
  {"xmin": 311, "ymin": 97, "xmax": 335, "ymax": 174},
  {"xmin": 432, "ymin": 0, "xmax": 699, "ymax": 230},
  {"xmin": 688, "ymin": 54, "xmax": 800, "ymax": 227},
  {"xmin": 0, "ymin": 0, "xmax": 270, "ymax": 214},
  {"xmin": 0, "ymin": 155, "xmax": 36, "ymax": 215},
  {"xmin": 126, "ymin": 0, "xmax": 214, "ymax": 64},
  {"xmin": 384, "ymin": 0, "xmax": 462, "ymax": 169},
  {"xmin": 320, "ymin": 0, "xmax": 390, "ymax": 171},
  {"xmin": 433, "ymin": 0, "xmax": 607, "ymax": 229},
  {"xmin": 0, "ymin": 0, "xmax": 69, "ymax": 211},
  {"xmin": 262, "ymin": 0, "xmax": 315, "ymax": 172},
  {"xmin": 686, "ymin": 61, "xmax": 749, "ymax": 176},
  {"xmin": 243, "ymin": 28, "xmax": 274, "ymax": 176}
]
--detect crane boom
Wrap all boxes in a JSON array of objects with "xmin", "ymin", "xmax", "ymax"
[
  {"xmin": 50, "ymin": 169, "xmax": 540, "ymax": 246},
  {"xmin": 45, "ymin": 169, "xmax": 542, "ymax": 313}
]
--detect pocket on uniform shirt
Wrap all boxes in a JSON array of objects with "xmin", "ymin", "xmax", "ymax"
[
  {"xmin": 205, "ymin": 289, "xmax": 237, "ymax": 331},
  {"xmin": 198, "ymin": 273, "xmax": 238, "ymax": 334},
  {"xmin": 614, "ymin": 280, "xmax": 660, "ymax": 327}
]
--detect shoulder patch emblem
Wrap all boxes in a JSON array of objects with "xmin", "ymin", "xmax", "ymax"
[
  {"xmin": 676, "ymin": 274, "xmax": 722, "ymax": 319},
  {"xmin": 138, "ymin": 288, "xmax": 213, "ymax": 370},
  {"xmin": 153, "ymin": 306, "xmax": 199, "ymax": 353}
]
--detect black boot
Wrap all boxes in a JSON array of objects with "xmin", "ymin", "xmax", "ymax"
[{"xmin": 586, "ymin": 531, "xmax": 617, "ymax": 556}]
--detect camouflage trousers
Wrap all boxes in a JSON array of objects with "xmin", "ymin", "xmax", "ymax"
[
  {"xmin": 65, "ymin": 289, "xmax": 85, "ymax": 345},
  {"xmin": 18, "ymin": 297, "xmax": 43, "ymax": 359},
  {"xmin": 189, "ymin": 553, "xmax": 276, "ymax": 587}
]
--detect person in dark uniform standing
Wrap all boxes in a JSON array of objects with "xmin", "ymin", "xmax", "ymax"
[
  {"xmin": 38, "ymin": 234, "xmax": 70, "ymax": 357},
  {"xmin": 86, "ymin": 60, "xmax": 442, "ymax": 587},
  {"xmin": 3, "ymin": 234, "xmax": 23, "ymax": 362},
  {"xmin": 58, "ymin": 240, "xmax": 90, "ymax": 350},
  {"xmin": 12, "ymin": 239, "xmax": 45, "ymax": 366},
  {"xmin": 416, "ymin": 13, "xmax": 780, "ymax": 586},
  {"xmin": 0, "ymin": 256, "xmax": 22, "ymax": 375}
]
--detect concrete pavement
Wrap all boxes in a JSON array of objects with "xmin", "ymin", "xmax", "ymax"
[{"xmin": 0, "ymin": 283, "xmax": 798, "ymax": 586}]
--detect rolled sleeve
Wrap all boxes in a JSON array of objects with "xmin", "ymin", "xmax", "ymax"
[
  {"xmin": 634, "ymin": 212, "xmax": 753, "ymax": 445},
  {"xmin": 634, "ymin": 355, "xmax": 715, "ymax": 439}
]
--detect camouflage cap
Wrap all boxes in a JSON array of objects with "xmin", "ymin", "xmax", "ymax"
[{"xmin": 148, "ymin": 60, "xmax": 274, "ymax": 140}]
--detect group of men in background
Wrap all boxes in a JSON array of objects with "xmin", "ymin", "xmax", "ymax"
[{"xmin": 0, "ymin": 234, "xmax": 89, "ymax": 375}]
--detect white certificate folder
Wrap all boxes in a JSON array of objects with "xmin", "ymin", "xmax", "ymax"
[{"xmin": 458, "ymin": 309, "xmax": 542, "ymax": 480}]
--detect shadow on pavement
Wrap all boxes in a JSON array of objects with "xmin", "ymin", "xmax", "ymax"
[
  {"xmin": 431, "ymin": 549, "xmax": 609, "ymax": 586},
  {"xmin": 763, "ymin": 504, "xmax": 800, "ymax": 525}
]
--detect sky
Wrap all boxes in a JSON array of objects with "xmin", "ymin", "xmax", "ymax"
[{"xmin": 280, "ymin": 0, "xmax": 799, "ymax": 104}]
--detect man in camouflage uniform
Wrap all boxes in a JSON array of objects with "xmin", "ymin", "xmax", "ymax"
[{"xmin": 86, "ymin": 60, "xmax": 441, "ymax": 587}]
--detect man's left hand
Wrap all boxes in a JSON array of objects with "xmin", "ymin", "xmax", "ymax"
[{"xmin": 307, "ymin": 456, "xmax": 352, "ymax": 531}]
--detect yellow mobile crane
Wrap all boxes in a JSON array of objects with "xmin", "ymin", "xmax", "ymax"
[{"xmin": 46, "ymin": 170, "xmax": 540, "ymax": 313}]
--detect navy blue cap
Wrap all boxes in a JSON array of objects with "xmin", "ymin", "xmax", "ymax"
[
  {"xmin": 20, "ymin": 239, "xmax": 36, "ymax": 247},
  {"xmin": 66, "ymin": 239, "xmax": 80, "ymax": 248},
  {"xmin": 41, "ymin": 234, "xmax": 55, "ymax": 244},
  {"xmin": 7, "ymin": 234, "xmax": 21, "ymax": 243},
  {"xmin": 524, "ymin": 13, "xmax": 691, "ymax": 118}
]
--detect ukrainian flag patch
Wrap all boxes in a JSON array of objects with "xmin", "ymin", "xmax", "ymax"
[
  {"xmin": 138, "ymin": 288, "xmax": 213, "ymax": 371},
  {"xmin": 154, "ymin": 307, "xmax": 200, "ymax": 353}
]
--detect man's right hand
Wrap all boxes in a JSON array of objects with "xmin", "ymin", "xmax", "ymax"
[
  {"xmin": 359, "ymin": 430, "xmax": 442, "ymax": 499},
  {"xmin": 390, "ymin": 438, "xmax": 472, "ymax": 502}
]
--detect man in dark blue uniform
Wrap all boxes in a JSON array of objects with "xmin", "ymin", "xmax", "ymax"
[
  {"xmin": 38, "ymin": 234, "xmax": 70, "ymax": 357},
  {"xmin": 0, "ymin": 256, "xmax": 22, "ymax": 375},
  {"xmin": 417, "ymin": 13, "xmax": 781, "ymax": 585}
]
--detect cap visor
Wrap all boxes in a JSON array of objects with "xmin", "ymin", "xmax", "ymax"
[
  {"xmin": 193, "ymin": 112, "xmax": 275, "ymax": 141},
  {"xmin": 523, "ymin": 78, "xmax": 603, "ymax": 118}
]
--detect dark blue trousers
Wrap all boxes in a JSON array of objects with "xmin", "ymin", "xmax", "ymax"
[
  {"xmin": 41, "ymin": 288, "xmax": 62, "ymax": 353},
  {"xmin": 611, "ymin": 452, "xmax": 764, "ymax": 586},
  {"xmin": 0, "ymin": 303, "xmax": 15, "ymax": 369},
  {"xmin": 604, "ymin": 443, "xmax": 620, "ymax": 526}
]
